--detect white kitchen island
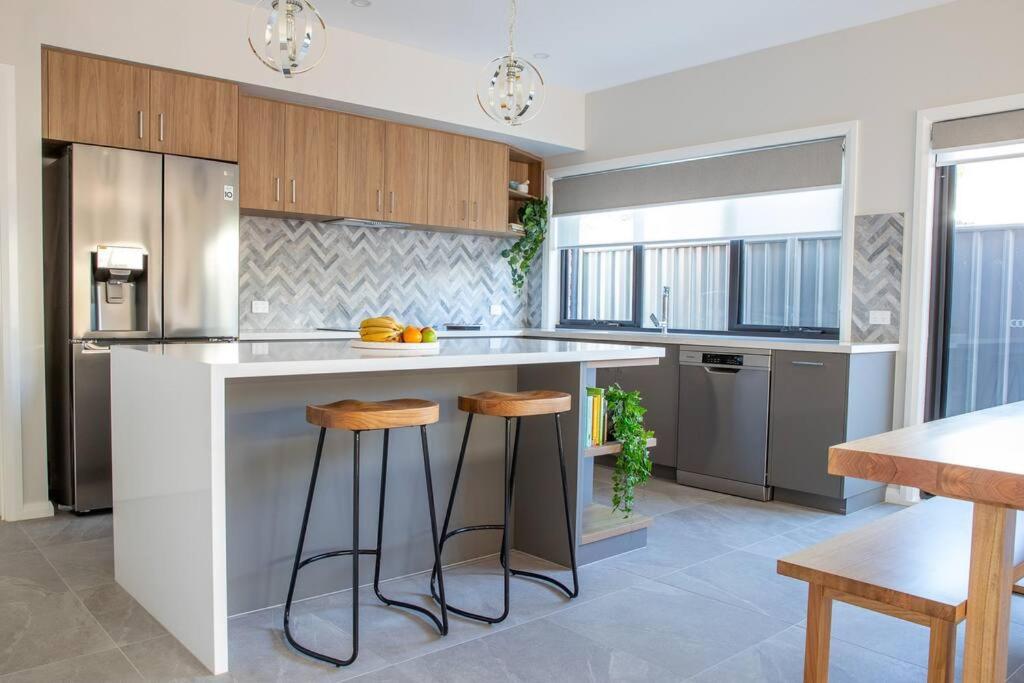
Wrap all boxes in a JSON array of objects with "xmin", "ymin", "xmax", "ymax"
[{"xmin": 110, "ymin": 338, "xmax": 663, "ymax": 674}]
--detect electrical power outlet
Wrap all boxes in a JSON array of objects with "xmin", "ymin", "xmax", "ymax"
[
  {"xmin": 251, "ymin": 300, "xmax": 269, "ymax": 314},
  {"xmin": 490, "ymin": 303, "xmax": 503, "ymax": 316},
  {"xmin": 868, "ymin": 310, "xmax": 891, "ymax": 325}
]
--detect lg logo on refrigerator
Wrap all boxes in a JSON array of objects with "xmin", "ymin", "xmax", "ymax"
[{"xmin": 1009, "ymin": 319, "xmax": 1024, "ymax": 328}]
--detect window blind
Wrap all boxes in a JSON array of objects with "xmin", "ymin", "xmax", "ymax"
[
  {"xmin": 551, "ymin": 137, "xmax": 844, "ymax": 217},
  {"xmin": 932, "ymin": 109, "xmax": 1024, "ymax": 151}
]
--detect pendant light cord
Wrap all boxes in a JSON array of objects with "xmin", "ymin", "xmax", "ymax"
[{"xmin": 507, "ymin": 0, "xmax": 517, "ymax": 58}]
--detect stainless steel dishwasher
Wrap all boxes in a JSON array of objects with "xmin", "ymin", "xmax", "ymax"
[{"xmin": 676, "ymin": 346, "xmax": 772, "ymax": 501}]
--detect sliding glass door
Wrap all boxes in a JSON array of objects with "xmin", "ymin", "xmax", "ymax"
[{"xmin": 931, "ymin": 153, "xmax": 1024, "ymax": 418}]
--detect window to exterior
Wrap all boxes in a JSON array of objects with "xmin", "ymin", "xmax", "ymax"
[{"xmin": 556, "ymin": 186, "xmax": 843, "ymax": 337}]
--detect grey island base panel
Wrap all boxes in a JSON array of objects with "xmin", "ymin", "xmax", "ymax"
[{"xmin": 224, "ymin": 361, "xmax": 641, "ymax": 616}]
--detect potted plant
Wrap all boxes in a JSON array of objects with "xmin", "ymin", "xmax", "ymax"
[
  {"xmin": 502, "ymin": 197, "xmax": 548, "ymax": 294},
  {"xmin": 606, "ymin": 384, "xmax": 654, "ymax": 516}
]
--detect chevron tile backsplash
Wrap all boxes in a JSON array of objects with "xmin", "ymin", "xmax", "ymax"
[
  {"xmin": 852, "ymin": 212, "xmax": 903, "ymax": 344},
  {"xmin": 239, "ymin": 216, "xmax": 541, "ymax": 331}
]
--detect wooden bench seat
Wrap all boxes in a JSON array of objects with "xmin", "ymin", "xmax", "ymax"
[{"xmin": 778, "ymin": 497, "xmax": 1024, "ymax": 682}]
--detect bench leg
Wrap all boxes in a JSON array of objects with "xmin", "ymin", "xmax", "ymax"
[
  {"xmin": 927, "ymin": 618, "xmax": 956, "ymax": 683},
  {"xmin": 805, "ymin": 584, "xmax": 832, "ymax": 683}
]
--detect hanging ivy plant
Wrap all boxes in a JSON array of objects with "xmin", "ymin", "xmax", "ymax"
[
  {"xmin": 502, "ymin": 197, "xmax": 548, "ymax": 294},
  {"xmin": 606, "ymin": 383, "xmax": 654, "ymax": 516}
]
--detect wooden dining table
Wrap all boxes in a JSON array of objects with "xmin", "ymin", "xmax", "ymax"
[{"xmin": 829, "ymin": 401, "xmax": 1024, "ymax": 682}]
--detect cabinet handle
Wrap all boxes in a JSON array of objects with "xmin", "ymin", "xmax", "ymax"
[
  {"xmin": 389, "ymin": 191, "xmax": 395, "ymax": 214},
  {"xmin": 473, "ymin": 200, "xmax": 479, "ymax": 221},
  {"xmin": 290, "ymin": 178, "xmax": 296, "ymax": 204},
  {"xmin": 158, "ymin": 113, "xmax": 164, "ymax": 142},
  {"xmin": 274, "ymin": 177, "xmax": 281, "ymax": 203},
  {"xmin": 791, "ymin": 360, "xmax": 824, "ymax": 367},
  {"xmin": 376, "ymin": 189, "xmax": 382, "ymax": 213},
  {"xmin": 137, "ymin": 111, "xmax": 144, "ymax": 139}
]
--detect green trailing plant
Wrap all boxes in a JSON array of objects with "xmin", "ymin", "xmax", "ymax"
[
  {"xmin": 605, "ymin": 383, "xmax": 654, "ymax": 516},
  {"xmin": 501, "ymin": 197, "xmax": 548, "ymax": 293}
]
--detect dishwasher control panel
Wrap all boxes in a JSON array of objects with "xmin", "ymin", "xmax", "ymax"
[
  {"xmin": 702, "ymin": 352, "xmax": 744, "ymax": 367},
  {"xmin": 679, "ymin": 348, "xmax": 771, "ymax": 369}
]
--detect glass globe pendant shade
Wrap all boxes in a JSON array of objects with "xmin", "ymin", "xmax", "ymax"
[
  {"xmin": 247, "ymin": 0, "xmax": 327, "ymax": 78},
  {"xmin": 477, "ymin": 54, "xmax": 545, "ymax": 126}
]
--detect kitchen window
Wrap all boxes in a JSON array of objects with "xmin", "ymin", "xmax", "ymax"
[{"xmin": 555, "ymin": 182, "xmax": 844, "ymax": 337}]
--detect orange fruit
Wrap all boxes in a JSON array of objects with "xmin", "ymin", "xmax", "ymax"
[{"xmin": 402, "ymin": 325, "xmax": 423, "ymax": 343}]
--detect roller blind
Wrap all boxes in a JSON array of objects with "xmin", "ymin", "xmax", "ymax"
[
  {"xmin": 552, "ymin": 137, "xmax": 844, "ymax": 217},
  {"xmin": 932, "ymin": 109, "xmax": 1024, "ymax": 151}
]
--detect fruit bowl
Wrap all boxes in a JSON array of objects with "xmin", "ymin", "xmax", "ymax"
[
  {"xmin": 351, "ymin": 340, "xmax": 440, "ymax": 355},
  {"xmin": 355, "ymin": 317, "xmax": 440, "ymax": 354}
]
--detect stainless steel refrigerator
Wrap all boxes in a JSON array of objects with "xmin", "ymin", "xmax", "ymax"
[{"xmin": 43, "ymin": 144, "xmax": 239, "ymax": 512}]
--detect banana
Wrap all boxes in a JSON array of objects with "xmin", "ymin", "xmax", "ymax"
[
  {"xmin": 359, "ymin": 326, "xmax": 402, "ymax": 336},
  {"xmin": 360, "ymin": 332, "xmax": 400, "ymax": 342},
  {"xmin": 360, "ymin": 316, "xmax": 402, "ymax": 329}
]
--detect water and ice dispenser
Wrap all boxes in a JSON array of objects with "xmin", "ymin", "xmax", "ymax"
[{"xmin": 92, "ymin": 245, "xmax": 147, "ymax": 332}]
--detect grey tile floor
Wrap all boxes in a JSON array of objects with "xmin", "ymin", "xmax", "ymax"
[{"xmin": 3, "ymin": 467, "xmax": 1024, "ymax": 681}]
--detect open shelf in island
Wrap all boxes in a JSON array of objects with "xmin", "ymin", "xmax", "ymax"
[{"xmin": 580, "ymin": 503, "xmax": 653, "ymax": 545}]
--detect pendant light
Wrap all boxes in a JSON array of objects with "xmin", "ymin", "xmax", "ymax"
[
  {"xmin": 247, "ymin": 0, "xmax": 327, "ymax": 78},
  {"xmin": 476, "ymin": 0, "xmax": 545, "ymax": 126}
]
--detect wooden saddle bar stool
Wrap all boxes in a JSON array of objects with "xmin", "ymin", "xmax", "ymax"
[
  {"xmin": 284, "ymin": 398, "xmax": 449, "ymax": 667},
  {"xmin": 430, "ymin": 390, "xmax": 579, "ymax": 623}
]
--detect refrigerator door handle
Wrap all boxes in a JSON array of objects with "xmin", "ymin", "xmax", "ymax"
[{"xmin": 82, "ymin": 340, "xmax": 111, "ymax": 354}]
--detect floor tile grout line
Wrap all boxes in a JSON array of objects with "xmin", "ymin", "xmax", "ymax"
[{"xmin": 682, "ymin": 623, "xmax": 806, "ymax": 680}]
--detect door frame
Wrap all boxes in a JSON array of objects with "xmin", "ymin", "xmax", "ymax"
[
  {"xmin": 903, "ymin": 92, "xmax": 1024, "ymax": 429},
  {"xmin": 0, "ymin": 64, "xmax": 25, "ymax": 521}
]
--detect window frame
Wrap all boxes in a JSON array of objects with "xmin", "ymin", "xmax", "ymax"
[{"xmin": 557, "ymin": 239, "xmax": 840, "ymax": 339}]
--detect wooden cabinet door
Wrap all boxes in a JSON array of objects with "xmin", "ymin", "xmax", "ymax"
[
  {"xmin": 284, "ymin": 105, "xmax": 338, "ymax": 217},
  {"xmin": 150, "ymin": 70, "xmax": 238, "ymax": 161},
  {"xmin": 45, "ymin": 50, "xmax": 150, "ymax": 150},
  {"xmin": 384, "ymin": 123, "xmax": 429, "ymax": 225},
  {"xmin": 427, "ymin": 131, "xmax": 470, "ymax": 229},
  {"xmin": 337, "ymin": 114, "xmax": 385, "ymax": 220},
  {"xmin": 238, "ymin": 97, "xmax": 285, "ymax": 212},
  {"xmin": 469, "ymin": 139, "xmax": 509, "ymax": 231}
]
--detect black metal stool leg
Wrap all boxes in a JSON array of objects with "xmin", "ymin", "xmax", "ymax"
[
  {"xmin": 430, "ymin": 413, "xmax": 474, "ymax": 599},
  {"xmin": 349, "ymin": 431, "xmax": 361, "ymax": 664},
  {"xmin": 283, "ymin": 427, "xmax": 361, "ymax": 667},
  {"xmin": 498, "ymin": 417, "xmax": 521, "ymax": 570},
  {"xmin": 502, "ymin": 414, "xmax": 579, "ymax": 599},
  {"xmin": 372, "ymin": 428, "xmax": 448, "ymax": 634}
]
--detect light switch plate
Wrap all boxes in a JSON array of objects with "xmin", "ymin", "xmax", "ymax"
[
  {"xmin": 251, "ymin": 300, "xmax": 269, "ymax": 314},
  {"xmin": 490, "ymin": 304, "xmax": 503, "ymax": 316},
  {"xmin": 868, "ymin": 310, "xmax": 891, "ymax": 325}
]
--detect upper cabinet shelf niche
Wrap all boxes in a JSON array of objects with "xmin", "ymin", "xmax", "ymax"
[{"xmin": 42, "ymin": 48, "xmax": 238, "ymax": 162}]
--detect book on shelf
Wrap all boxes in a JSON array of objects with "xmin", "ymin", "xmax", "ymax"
[{"xmin": 585, "ymin": 387, "xmax": 606, "ymax": 447}]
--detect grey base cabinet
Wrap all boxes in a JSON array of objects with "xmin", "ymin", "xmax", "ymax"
[{"xmin": 767, "ymin": 350, "xmax": 896, "ymax": 513}]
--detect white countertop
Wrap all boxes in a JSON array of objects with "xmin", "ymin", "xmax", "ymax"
[
  {"xmin": 240, "ymin": 328, "xmax": 899, "ymax": 354},
  {"xmin": 115, "ymin": 337, "xmax": 664, "ymax": 378}
]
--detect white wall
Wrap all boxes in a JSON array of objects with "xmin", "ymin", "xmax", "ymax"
[
  {"xmin": 0, "ymin": 0, "xmax": 585, "ymax": 518},
  {"xmin": 551, "ymin": 0, "xmax": 1024, "ymax": 217}
]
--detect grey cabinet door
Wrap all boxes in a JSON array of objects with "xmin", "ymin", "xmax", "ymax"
[
  {"xmin": 596, "ymin": 344, "xmax": 678, "ymax": 468},
  {"xmin": 767, "ymin": 351, "xmax": 849, "ymax": 498}
]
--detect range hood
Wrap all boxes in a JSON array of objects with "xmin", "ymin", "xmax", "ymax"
[{"xmin": 326, "ymin": 217, "xmax": 410, "ymax": 229}]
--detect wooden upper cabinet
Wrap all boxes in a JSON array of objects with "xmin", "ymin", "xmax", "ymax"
[
  {"xmin": 238, "ymin": 97, "xmax": 285, "ymax": 212},
  {"xmin": 427, "ymin": 131, "xmax": 470, "ymax": 229},
  {"xmin": 45, "ymin": 50, "xmax": 150, "ymax": 150},
  {"xmin": 469, "ymin": 138, "xmax": 509, "ymax": 231},
  {"xmin": 150, "ymin": 70, "xmax": 237, "ymax": 161},
  {"xmin": 337, "ymin": 114, "xmax": 385, "ymax": 221},
  {"xmin": 384, "ymin": 123, "xmax": 430, "ymax": 225},
  {"xmin": 283, "ymin": 104, "xmax": 338, "ymax": 217}
]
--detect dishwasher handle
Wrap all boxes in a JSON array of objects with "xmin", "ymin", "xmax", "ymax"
[{"xmin": 704, "ymin": 366, "xmax": 741, "ymax": 375}]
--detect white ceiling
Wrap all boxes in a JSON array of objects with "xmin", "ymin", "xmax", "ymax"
[{"xmin": 302, "ymin": 0, "xmax": 952, "ymax": 92}]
